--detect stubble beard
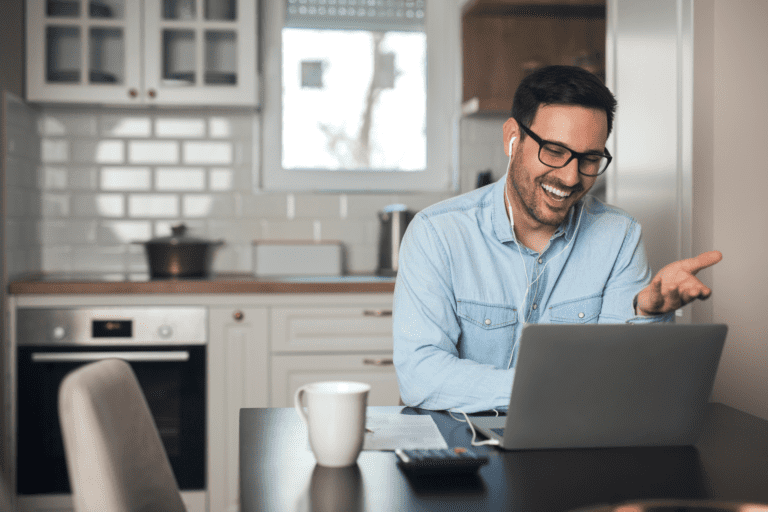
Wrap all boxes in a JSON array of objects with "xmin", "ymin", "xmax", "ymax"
[{"xmin": 508, "ymin": 159, "xmax": 582, "ymax": 228}]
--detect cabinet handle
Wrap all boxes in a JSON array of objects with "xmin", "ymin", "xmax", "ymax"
[
  {"xmin": 128, "ymin": 88, "xmax": 138, "ymax": 98},
  {"xmin": 363, "ymin": 309, "xmax": 392, "ymax": 317},
  {"xmin": 233, "ymin": 310, "xmax": 244, "ymax": 322},
  {"xmin": 363, "ymin": 358, "xmax": 394, "ymax": 366},
  {"xmin": 148, "ymin": 89, "xmax": 157, "ymax": 98}
]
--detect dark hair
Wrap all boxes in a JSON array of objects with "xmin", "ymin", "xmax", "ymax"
[{"xmin": 511, "ymin": 65, "xmax": 617, "ymax": 138}]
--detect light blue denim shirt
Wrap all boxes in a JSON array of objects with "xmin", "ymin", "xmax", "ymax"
[{"xmin": 393, "ymin": 174, "xmax": 673, "ymax": 413}]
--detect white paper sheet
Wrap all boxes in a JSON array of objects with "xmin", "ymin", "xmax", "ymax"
[{"xmin": 362, "ymin": 414, "xmax": 448, "ymax": 451}]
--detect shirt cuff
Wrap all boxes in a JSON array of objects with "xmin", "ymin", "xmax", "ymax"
[{"xmin": 626, "ymin": 311, "xmax": 675, "ymax": 323}]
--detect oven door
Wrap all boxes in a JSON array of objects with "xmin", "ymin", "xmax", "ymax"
[{"xmin": 16, "ymin": 345, "xmax": 206, "ymax": 495}]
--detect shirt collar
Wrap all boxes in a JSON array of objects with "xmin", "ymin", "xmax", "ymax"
[{"xmin": 492, "ymin": 172, "xmax": 581, "ymax": 245}]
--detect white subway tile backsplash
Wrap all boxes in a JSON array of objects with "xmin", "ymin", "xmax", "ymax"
[
  {"xmin": 72, "ymin": 140, "xmax": 125, "ymax": 164},
  {"xmin": 42, "ymin": 246, "xmax": 74, "ymax": 273},
  {"xmin": 40, "ymin": 113, "xmax": 98, "ymax": 137},
  {"xmin": 315, "ymin": 219, "xmax": 367, "ymax": 244},
  {"xmin": 241, "ymin": 193, "xmax": 289, "ymax": 218},
  {"xmin": 72, "ymin": 193, "xmax": 125, "ymax": 218},
  {"xmin": 209, "ymin": 168, "xmax": 233, "ymax": 191},
  {"xmin": 100, "ymin": 115, "xmax": 152, "ymax": 137},
  {"xmin": 156, "ymin": 118, "xmax": 206, "ymax": 138},
  {"xmin": 293, "ymin": 194, "xmax": 341, "ymax": 219},
  {"xmin": 42, "ymin": 166, "xmax": 68, "ymax": 189},
  {"xmin": 257, "ymin": 220, "xmax": 315, "ymax": 241},
  {"xmin": 41, "ymin": 220, "xmax": 97, "ymax": 245},
  {"xmin": 72, "ymin": 245, "xmax": 126, "ymax": 272},
  {"xmin": 206, "ymin": 219, "xmax": 260, "ymax": 244},
  {"xmin": 182, "ymin": 194, "xmax": 236, "ymax": 218},
  {"xmin": 68, "ymin": 167, "xmax": 99, "ymax": 190},
  {"xmin": 345, "ymin": 194, "xmax": 402, "ymax": 219},
  {"xmin": 100, "ymin": 220, "xmax": 152, "ymax": 243},
  {"xmin": 101, "ymin": 167, "xmax": 152, "ymax": 190},
  {"xmin": 153, "ymin": 220, "xmax": 206, "ymax": 237},
  {"xmin": 183, "ymin": 141, "xmax": 232, "ymax": 164},
  {"xmin": 156, "ymin": 168, "xmax": 206, "ymax": 191},
  {"xmin": 129, "ymin": 194, "xmax": 179, "ymax": 218},
  {"xmin": 41, "ymin": 140, "xmax": 69, "ymax": 163},
  {"xmin": 25, "ymin": 106, "xmax": 488, "ymax": 275},
  {"xmin": 208, "ymin": 117, "xmax": 231, "ymax": 138},
  {"xmin": 129, "ymin": 141, "xmax": 179, "ymax": 164},
  {"xmin": 43, "ymin": 193, "xmax": 70, "ymax": 217},
  {"xmin": 211, "ymin": 243, "xmax": 251, "ymax": 273}
]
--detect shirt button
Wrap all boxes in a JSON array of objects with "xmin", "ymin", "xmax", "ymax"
[
  {"xmin": 538, "ymin": 258, "xmax": 543, "ymax": 264},
  {"xmin": 485, "ymin": 318, "xmax": 491, "ymax": 325},
  {"xmin": 532, "ymin": 304, "xmax": 537, "ymax": 310},
  {"xmin": 578, "ymin": 312, "xmax": 585, "ymax": 318}
]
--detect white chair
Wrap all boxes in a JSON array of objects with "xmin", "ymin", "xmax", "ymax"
[{"xmin": 58, "ymin": 358, "xmax": 186, "ymax": 512}]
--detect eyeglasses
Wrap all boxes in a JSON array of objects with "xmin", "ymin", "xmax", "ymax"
[{"xmin": 518, "ymin": 123, "xmax": 612, "ymax": 177}]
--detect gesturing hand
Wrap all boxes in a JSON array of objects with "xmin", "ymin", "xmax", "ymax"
[{"xmin": 635, "ymin": 250, "xmax": 723, "ymax": 316}]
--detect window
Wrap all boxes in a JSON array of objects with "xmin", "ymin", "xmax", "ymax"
[{"xmin": 261, "ymin": 0, "xmax": 460, "ymax": 191}]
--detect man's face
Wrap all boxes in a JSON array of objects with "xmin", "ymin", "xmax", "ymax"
[{"xmin": 506, "ymin": 104, "xmax": 608, "ymax": 229}]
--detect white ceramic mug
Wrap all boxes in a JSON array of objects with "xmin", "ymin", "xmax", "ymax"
[{"xmin": 294, "ymin": 381, "xmax": 371, "ymax": 467}]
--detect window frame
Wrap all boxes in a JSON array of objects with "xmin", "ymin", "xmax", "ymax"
[{"xmin": 260, "ymin": 0, "xmax": 461, "ymax": 192}]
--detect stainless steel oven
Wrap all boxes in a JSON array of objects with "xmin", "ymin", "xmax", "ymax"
[{"xmin": 15, "ymin": 307, "xmax": 207, "ymax": 495}]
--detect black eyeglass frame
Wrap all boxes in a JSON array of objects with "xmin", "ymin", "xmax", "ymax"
[{"xmin": 518, "ymin": 122, "xmax": 613, "ymax": 177}]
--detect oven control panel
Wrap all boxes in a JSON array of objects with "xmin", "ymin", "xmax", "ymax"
[{"xmin": 16, "ymin": 307, "xmax": 207, "ymax": 346}]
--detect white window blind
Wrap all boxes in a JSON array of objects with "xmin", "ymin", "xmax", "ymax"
[{"xmin": 286, "ymin": 0, "xmax": 425, "ymax": 31}]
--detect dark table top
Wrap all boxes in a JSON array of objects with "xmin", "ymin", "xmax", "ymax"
[{"xmin": 239, "ymin": 403, "xmax": 768, "ymax": 512}]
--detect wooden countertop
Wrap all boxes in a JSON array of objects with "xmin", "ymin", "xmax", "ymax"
[{"xmin": 8, "ymin": 273, "xmax": 396, "ymax": 295}]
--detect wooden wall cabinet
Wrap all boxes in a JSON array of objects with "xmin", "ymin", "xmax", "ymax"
[{"xmin": 462, "ymin": 0, "xmax": 606, "ymax": 116}]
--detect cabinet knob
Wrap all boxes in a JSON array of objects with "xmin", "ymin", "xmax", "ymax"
[
  {"xmin": 148, "ymin": 89, "xmax": 157, "ymax": 98},
  {"xmin": 128, "ymin": 88, "xmax": 138, "ymax": 98},
  {"xmin": 233, "ymin": 310, "xmax": 244, "ymax": 322},
  {"xmin": 363, "ymin": 309, "xmax": 393, "ymax": 317}
]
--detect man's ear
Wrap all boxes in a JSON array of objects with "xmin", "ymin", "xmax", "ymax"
[{"xmin": 503, "ymin": 118, "xmax": 520, "ymax": 157}]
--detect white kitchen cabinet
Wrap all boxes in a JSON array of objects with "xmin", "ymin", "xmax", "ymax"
[
  {"xmin": 269, "ymin": 301, "xmax": 400, "ymax": 407},
  {"xmin": 208, "ymin": 306, "xmax": 268, "ymax": 512},
  {"xmin": 26, "ymin": 0, "xmax": 258, "ymax": 106},
  {"xmin": 271, "ymin": 353, "xmax": 400, "ymax": 407}
]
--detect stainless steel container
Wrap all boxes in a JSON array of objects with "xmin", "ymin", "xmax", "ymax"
[{"xmin": 377, "ymin": 204, "xmax": 413, "ymax": 276}]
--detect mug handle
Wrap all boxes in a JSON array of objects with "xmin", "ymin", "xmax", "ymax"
[{"xmin": 294, "ymin": 386, "xmax": 309, "ymax": 426}]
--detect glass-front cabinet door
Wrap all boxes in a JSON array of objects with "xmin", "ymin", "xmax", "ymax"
[
  {"xmin": 26, "ymin": 0, "xmax": 257, "ymax": 106},
  {"xmin": 143, "ymin": 0, "xmax": 257, "ymax": 105},
  {"xmin": 27, "ymin": 0, "xmax": 143, "ymax": 103}
]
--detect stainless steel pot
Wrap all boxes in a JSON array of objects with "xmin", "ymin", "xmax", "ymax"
[
  {"xmin": 377, "ymin": 204, "xmax": 413, "ymax": 276},
  {"xmin": 138, "ymin": 224, "xmax": 224, "ymax": 279}
]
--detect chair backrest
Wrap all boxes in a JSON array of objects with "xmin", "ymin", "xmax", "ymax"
[{"xmin": 58, "ymin": 358, "xmax": 186, "ymax": 512}]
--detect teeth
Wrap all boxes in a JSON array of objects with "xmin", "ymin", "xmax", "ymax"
[{"xmin": 542, "ymin": 183, "xmax": 570, "ymax": 198}]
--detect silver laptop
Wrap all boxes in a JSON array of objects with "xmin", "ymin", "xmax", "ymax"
[{"xmin": 469, "ymin": 323, "xmax": 727, "ymax": 450}]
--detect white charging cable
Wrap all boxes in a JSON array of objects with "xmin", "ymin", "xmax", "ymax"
[
  {"xmin": 504, "ymin": 136, "xmax": 585, "ymax": 369},
  {"xmin": 448, "ymin": 409, "xmax": 501, "ymax": 446}
]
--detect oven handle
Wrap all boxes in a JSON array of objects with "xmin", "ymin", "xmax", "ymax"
[{"xmin": 31, "ymin": 351, "xmax": 190, "ymax": 363}]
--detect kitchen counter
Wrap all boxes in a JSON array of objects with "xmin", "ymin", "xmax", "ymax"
[{"xmin": 8, "ymin": 273, "xmax": 397, "ymax": 295}]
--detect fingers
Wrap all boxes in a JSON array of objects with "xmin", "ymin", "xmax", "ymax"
[{"xmin": 680, "ymin": 250, "xmax": 723, "ymax": 274}]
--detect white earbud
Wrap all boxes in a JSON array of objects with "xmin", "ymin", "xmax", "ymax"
[{"xmin": 508, "ymin": 136, "xmax": 516, "ymax": 155}]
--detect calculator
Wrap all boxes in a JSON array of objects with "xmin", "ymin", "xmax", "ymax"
[{"xmin": 394, "ymin": 447, "xmax": 489, "ymax": 475}]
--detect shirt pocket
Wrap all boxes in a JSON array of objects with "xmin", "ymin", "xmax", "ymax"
[
  {"xmin": 457, "ymin": 300, "xmax": 518, "ymax": 329},
  {"xmin": 548, "ymin": 294, "xmax": 602, "ymax": 324},
  {"xmin": 456, "ymin": 300, "xmax": 518, "ymax": 365}
]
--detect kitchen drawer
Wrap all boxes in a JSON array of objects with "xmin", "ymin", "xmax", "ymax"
[
  {"xmin": 270, "ymin": 304, "xmax": 394, "ymax": 353},
  {"xmin": 271, "ymin": 353, "xmax": 399, "ymax": 407}
]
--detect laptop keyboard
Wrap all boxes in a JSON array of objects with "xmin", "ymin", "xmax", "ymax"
[{"xmin": 491, "ymin": 428, "xmax": 505, "ymax": 436}]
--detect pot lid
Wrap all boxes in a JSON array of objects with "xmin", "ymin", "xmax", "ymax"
[{"xmin": 145, "ymin": 224, "xmax": 221, "ymax": 246}]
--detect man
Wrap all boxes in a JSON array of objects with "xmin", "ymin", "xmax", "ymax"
[{"xmin": 393, "ymin": 65, "xmax": 721, "ymax": 413}]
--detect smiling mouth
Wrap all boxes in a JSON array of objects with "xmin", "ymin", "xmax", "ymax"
[{"xmin": 541, "ymin": 183, "xmax": 572, "ymax": 201}]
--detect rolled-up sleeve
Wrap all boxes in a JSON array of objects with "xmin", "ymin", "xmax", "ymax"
[
  {"xmin": 598, "ymin": 220, "xmax": 674, "ymax": 324},
  {"xmin": 393, "ymin": 213, "xmax": 515, "ymax": 413}
]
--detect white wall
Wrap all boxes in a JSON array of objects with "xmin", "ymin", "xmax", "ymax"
[{"xmin": 697, "ymin": 0, "xmax": 768, "ymax": 420}]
